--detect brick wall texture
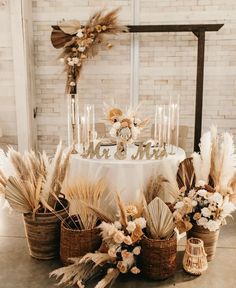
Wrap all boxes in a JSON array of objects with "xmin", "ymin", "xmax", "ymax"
[{"xmin": 1, "ymin": 0, "xmax": 236, "ymax": 154}]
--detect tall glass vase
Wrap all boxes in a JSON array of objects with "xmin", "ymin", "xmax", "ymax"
[{"xmin": 67, "ymin": 93, "xmax": 79, "ymax": 154}]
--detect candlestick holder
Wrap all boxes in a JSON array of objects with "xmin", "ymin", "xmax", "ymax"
[{"xmin": 67, "ymin": 93, "xmax": 79, "ymax": 154}]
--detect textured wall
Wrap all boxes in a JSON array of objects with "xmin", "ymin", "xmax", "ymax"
[
  {"xmin": 0, "ymin": 2, "xmax": 17, "ymax": 147},
  {"xmin": 1, "ymin": 0, "xmax": 235, "ymax": 153}
]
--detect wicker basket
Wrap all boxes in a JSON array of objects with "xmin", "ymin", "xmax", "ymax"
[
  {"xmin": 23, "ymin": 198, "xmax": 68, "ymax": 260},
  {"xmin": 183, "ymin": 237, "xmax": 208, "ymax": 275},
  {"xmin": 60, "ymin": 215, "xmax": 102, "ymax": 265},
  {"xmin": 139, "ymin": 233, "xmax": 177, "ymax": 280},
  {"xmin": 187, "ymin": 225, "xmax": 219, "ymax": 262}
]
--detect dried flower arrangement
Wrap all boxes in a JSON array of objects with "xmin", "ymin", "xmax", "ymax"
[
  {"xmin": 0, "ymin": 144, "xmax": 71, "ymax": 215},
  {"xmin": 51, "ymin": 8, "xmax": 127, "ymax": 94},
  {"xmin": 173, "ymin": 127, "xmax": 236, "ymax": 233},
  {"xmin": 104, "ymin": 104, "xmax": 149, "ymax": 144},
  {"xmin": 51, "ymin": 191, "xmax": 177, "ymax": 287}
]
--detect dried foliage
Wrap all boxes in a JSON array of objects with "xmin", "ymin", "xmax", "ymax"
[
  {"xmin": 176, "ymin": 158, "xmax": 195, "ymax": 192},
  {"xmin": 64, "ymin": 178, "xmax": 115, "ymax": 230},
  {"xmin": 51, "ymin": 8, "xmax": 128, "ymax": 93},
  {"xmin": 1, "ymin": 144, "xmax": 71, "ymax": 214}
]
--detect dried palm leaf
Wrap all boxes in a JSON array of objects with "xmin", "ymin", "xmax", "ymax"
[
  {"xmin": 5, "ymin": 177, "xmax": 33, "ymax": 213},
  {"xmin": 146, "ymin": 197, "xmax": 175, "ymax": 239},
  {"xmin": 144, "ymin": 174, "xmax": 168, "ymax": 204},
  {"xmin": 177, "ymin": 158, "xmax": 195, "ymax": 191}
]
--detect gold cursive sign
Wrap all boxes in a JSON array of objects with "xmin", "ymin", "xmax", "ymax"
[{"xmin": 81, "ymin": 142, "xmax": 110, "ymax": 159}]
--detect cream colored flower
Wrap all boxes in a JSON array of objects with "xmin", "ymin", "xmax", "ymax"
[
  {"xmin": 208, "ymin": 192, "xmax": 223, "ymax": 206},
  {"xmin": 193, "ymin": 212, "xmax": 201, "ymax": 221},
  {"xmin": 126, "ymin": 205, "xmax": 138, "ymax": 217},
  {"xmin": 197, "ymin": 217, "xmax": 208, "ymax": 226},
  {"xmin": 131, "ymin": 266, "xmax": 141, "ymax": 274},
  {"xmin": 108, "ymin": 246, "xmax": 117, "ymax": 258},
  {"xmin": 68, "ymin": 60, "xmax": 74, "ymax": 66},
  {"xmin": 117, "ymin": 261, "xmax": 128, "ymax": 273},
  {"xmin": 72, "ymin": 57, "xmax": 79, "ymax": 64},
  {"xmin": 205, "ymin": 219, "xmax": 221, "ymax": 231},
  {"xmin": 78, "ymin": 46, "xmax": 85, "ymax": 52},
  {"xmin": 69, "ymin": 81, "xmax": 76, "ymax": 86},
  {"xmin": 132, "ymin": 246, "xmax": 141, "ymax": 255},
  {"xmin": 123, "ymin": 235, "xmax": 132, "ymax": 245},
  {"xmin": 113, "ymin": 231, "xmax": 125, "ymax": 244},
  {"xmin": 134, "ymin": 217, "xmax": 146, "ymax": 229},
  {"xmin": 113, "ymin": 122, "xmax": 121, "ymax": 130},
  {"xmin": 197, "ymin": 189, "xmax": 207, "ymax": 198},
  {"xmin": 126, "ymin": 221, "xmax": 136, "ymax": 234},
  {"xmin": 76, "ymin": 29, "xmax": 84, "ymax": 38},
  {"xmin": 121, "ymin": 250, "xmax": 132, "ymax": 260},
  {"xmin": 201, "ymin": 207, "xmax": 211, "ymax": 218},
  {"xmin": 174, "ymin": 201, "xmax": 184, "ymax": 210}
]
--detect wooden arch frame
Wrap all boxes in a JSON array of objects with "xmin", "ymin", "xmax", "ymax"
[{"xmin": 127, "ymin": 24, "xmax": 224, "ymax": 151}]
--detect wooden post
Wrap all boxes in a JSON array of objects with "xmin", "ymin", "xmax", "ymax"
[{"xmin": 194, "ymin": 30, "xmax": 205, "ymax": 152}]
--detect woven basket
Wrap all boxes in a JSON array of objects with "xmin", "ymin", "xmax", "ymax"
[
  {"xmin": 187, "ymin": 225, "xmax": 219, "ymax": 262},
  {"xmin": 60, "ymin": 215, "xmax": 102, "ymax": 265},
  {"xmin": 23, "ymin": 198, "xmax": 68, "ymax": 260},
  {"xmin": 139, "ymin": 233, "xmax": 177, "ymax": 280}
]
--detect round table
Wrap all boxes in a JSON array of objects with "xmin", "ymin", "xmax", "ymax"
[{"xmin": 66, "ymin": 145, "xmax": 186, "ymax": 203}]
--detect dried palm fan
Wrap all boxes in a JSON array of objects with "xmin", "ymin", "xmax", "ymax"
[
  {"xmin": 176, "ymin": 158, "xmax": 195, "ymax": 192},
  {"xmin": 144, "ymin": 197, "xmax": 175, "ymax": 239}
]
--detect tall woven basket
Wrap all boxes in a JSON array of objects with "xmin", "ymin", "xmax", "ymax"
[
  {"xmin": 60, "ymin": 215, "xmax": 102, "ymax": 265},
  {"xmin": 139, "ymin": 233, "xmax": 177, "ymax": 280},
  {"xmin": 187, "ymin": 225, "xmax": 219, "ymax": 262},
  {"xmin": 23, "ymin": 198, "xmax": 68, "ymax": 260}
]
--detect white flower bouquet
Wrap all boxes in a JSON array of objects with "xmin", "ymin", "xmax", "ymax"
[{"xmin": 174, "ymin": 184, "xmax": 235, "ymax": 232}]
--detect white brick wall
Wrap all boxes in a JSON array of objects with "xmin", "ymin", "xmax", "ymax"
[{"xmin": 1, "ymin": 0, "xmax": 236, "ymax": 154}]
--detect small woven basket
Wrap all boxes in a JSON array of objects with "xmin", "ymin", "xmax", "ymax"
[
  {"xmin": 60, "ymin": 215, "xmax": 102, "ymax": 265},
  {"xmin": 139, "ymin": 232, "xmax": 177, "ymax": 280},
  {"xmin": 187, "ymin": 225, "xmax": 219, "ymax": 262},
  {"xmin": 183, "ymin": 237, "xmax": 208, "ymax": 275},
  {"xmin": 24, "ymin": 198, "xmax": 69, "ymax": 260}
]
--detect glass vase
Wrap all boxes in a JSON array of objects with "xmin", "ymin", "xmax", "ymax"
[{"xmin": 67, "ymin": 93, "xmax": 79, "ymax": 153}]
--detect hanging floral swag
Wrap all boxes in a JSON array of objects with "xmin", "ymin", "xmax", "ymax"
[{"xmin": 51, "ymin": 8, "xmax": 128, "ymax": 94}]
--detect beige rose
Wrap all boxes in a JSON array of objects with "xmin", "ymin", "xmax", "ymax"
[
  {"xmin": 131, "ymin": 266, "xmax": 141, "ymax": 274},
  {"xmin": 126, "ymin": 205, "xmax": 138, "ymax": 217},
  {"xmin": 113, "ymin": 231, "xmax": 125, "ymax": 244},
  {"xmin": 121, "ymin": 250, "xmax": 132, "ymax": 260},
  {"xmin": 108, "ymin": 247, "xmax": 117, "ymax": 258},
  {"xmin": 193, "ymin": 212, "xmax": 201, "ymax": 221},
  {"xmin": 132, "ymin": 246, "xmax": 141, "ymax": 256},
  {"xmin": 117, "ymin": 261, "xmax": 128, "ymax": 274}
]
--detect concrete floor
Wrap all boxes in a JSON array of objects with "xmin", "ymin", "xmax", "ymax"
[{"xmin": 0, "ymin": 208, "xmax": 236, "ymax": 288}]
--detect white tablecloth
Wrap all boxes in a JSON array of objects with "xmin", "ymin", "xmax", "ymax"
[{"xmin": 66, "ymin": 145, "xmax": 186, "ymax": 203}]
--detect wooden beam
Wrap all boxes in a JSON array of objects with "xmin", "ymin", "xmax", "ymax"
[
  {"xmin": 194, "ymin": 30, "xmax": 205, "ymax": 152},
  {"xmin": 127, "ymin": 24, "xmax": 224, "ymax": 33}
]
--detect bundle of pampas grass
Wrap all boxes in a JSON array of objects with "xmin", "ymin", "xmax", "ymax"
[{"xmin": 0, "ymin": 143, "xmax": 72, "ymax": 214}]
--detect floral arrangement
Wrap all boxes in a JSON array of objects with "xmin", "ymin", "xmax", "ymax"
[
  {"xmin": 104, "ymin": 104, "xmax": 149, "ymax": 144},
  {"xmin": 173, "ymin": 127, "xmax": 236, "ymax": 233},
  {"xmin": 0, "ymin": 144, "xmax": 71, "ymax": 214},
  {"xmin": 51, "ymin": 8, "xmax": 127, "ymax": 94},
  {"xmin": 50, "ymin": 194, "xmax": 176, "ymax": 287}
]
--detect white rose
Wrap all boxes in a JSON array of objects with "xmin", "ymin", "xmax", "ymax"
[
  {"xmin": 68, "ymin": 60, "xmax": 74, "ymax": 66},
  {"xmin": 208, "ymin": 192, "xmax": 223, "ymax": 206},
  {"xmin": 197, "ymin": 189, "xmax": 207, "ymax": 198},
  {"xmin": 174, "ymin": 201, "xmax": 184, "ymax": 210},
  {"xmin": 132, "ymin": 246, "xmax": 141, "ymax": 255},
  {"xmin": 113, "ymin": 122, "xmax": 121, "ymax": 129},
  {"xmin": 78, "ymin": 46, "xmax": 85, "ymax": 52},
  {"xmin": 205, "ymin": 219, "xmax": 221, "ymax": 232},
  {"xmin": 72, "ymin": 57, "xmax": 79, "ymax": 64},
  {"xmin": 191, "ymin": 200, "xmax": 198, "ymax": 207},
  {"xmin": 126, "ymin": 221, "xmax": 136, "ymax": 234},
  {"xmin": 134, "ymin": 217, "xmax": 146, "ymax": 229},
  {"xmin": 76, "ymin": 29, "xmax": 84, "ymax": 38},
  {"xmin": 201, "ymin": 207, "xmax": 211, "ymax": 218},
  {"xmin": 197, "ymin": 217, "xmax": 208, "ymax": 226}
]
